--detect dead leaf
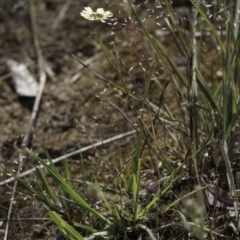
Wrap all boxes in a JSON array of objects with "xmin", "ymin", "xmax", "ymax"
[{"xmin": 7, "ymin": 59, "xmax": 39, "ymax": 97}]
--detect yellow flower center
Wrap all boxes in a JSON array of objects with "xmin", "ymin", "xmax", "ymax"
[{"xmin": 90, "ymin": 13, "xmax": 104, "ymax": 20}]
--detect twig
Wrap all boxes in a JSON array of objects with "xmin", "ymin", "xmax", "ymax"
[
  {"xmin": 0, "ymin": 129, "xmax": 137, "ymax": 186},
  {"xmin": 51, "ymin": 0, "xmax": 73, "ymax": 31},
  {"xmin": 44, "ymin": 62, "xmax": 56, "ymax": 82},
  {"xmin": 4, "ymin": 1, "xmax": 46, "ymax": 239}
]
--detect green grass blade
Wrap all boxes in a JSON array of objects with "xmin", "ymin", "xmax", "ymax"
[
  {"xmin": 49, "ymin": 211, "xmax": 84, "ymax": 240},
  {"xmin": 118, "ymin": 146, "xmax": 128, "ymax": 191},
  {"xmin": 156, "ymin": 145, "xmax": 173, "ymax": 173},
  {"xmin": 64, "ymin": 159, "xmax": 70, "ymax": 184},
  {"xmin": 42, "ymin": 145, "xmax": 59, "ymax": 174},
  {"xmin": 195, "ymin": 69, "xmax": 221, "ymax": 116},
  {"xmin": 133, "ymin": 158, "xmax": 142, "ymax": 224},
  {"xmin": 127, "ymin": 127, "xmax": 143, "ymax": 192},
  {"xmin": 73, "ymin": 222, "xmax": 97, "ymax": 233},
  {"xmin": 27, "ymin": 149, "xmax": 110, "ymax": 224},
  {"xmin": 36, "ymin": 166, "xmax": 61, "ymax": 207},
  {"xmin": 219, "ymin": 142, "xmax": 238, "ymax": 218}
]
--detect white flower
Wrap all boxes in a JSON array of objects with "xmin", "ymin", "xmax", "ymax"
[{"xmin": 80, "ymin": 7, "xmax": 113, "ymax": 22}]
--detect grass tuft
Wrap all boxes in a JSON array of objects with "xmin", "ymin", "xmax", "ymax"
[{"xmin": 4, "ymin": 0, "xmax": 240, "ymax": 238}]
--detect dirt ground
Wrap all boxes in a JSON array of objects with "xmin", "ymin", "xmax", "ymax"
[{"xmin": 0, "ymin": 0, "xmax": 222, "ymax": 239}]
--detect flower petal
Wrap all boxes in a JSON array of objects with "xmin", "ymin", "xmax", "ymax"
[
  {"xmin": 96, "ymin": 8, "xmax": 105, "ymax": 14},
  {"xmin": 84, "ymin": 7, "xmax": 93, "ymax": 14},
  {"xmin": 104, "ymin": 11, "xmax": 113, "ymax": 18}
]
